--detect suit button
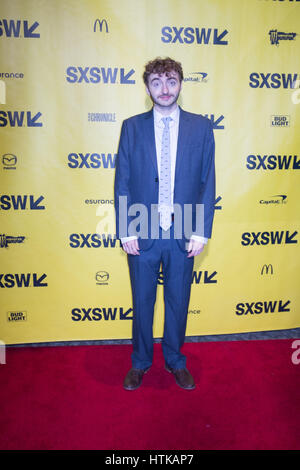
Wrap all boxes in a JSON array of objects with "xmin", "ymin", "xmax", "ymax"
[{"xmin": 155, "ymin": 177, "xmax": 158, "ymax": 182}]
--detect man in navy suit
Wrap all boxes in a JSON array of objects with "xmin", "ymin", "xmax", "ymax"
[{"xmin": 115, "ymin": 57, "xmax": 215, "ymax": 390}]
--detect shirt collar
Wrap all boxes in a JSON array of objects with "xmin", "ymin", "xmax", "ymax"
[{"xmin": 153, "ymin": 105, "xmax": 180, "ymax": 127}]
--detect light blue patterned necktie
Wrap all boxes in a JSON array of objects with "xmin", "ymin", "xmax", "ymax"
[{"xmin": 159, "ymin": 116, "xmax": 172, "ymax": 231}]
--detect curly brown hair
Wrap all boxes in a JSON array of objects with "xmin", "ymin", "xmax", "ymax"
[{"xmin": 143, "ymin": 57, "xmax": 184, "ymax": 85}]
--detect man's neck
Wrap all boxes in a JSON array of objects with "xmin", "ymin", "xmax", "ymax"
[{"xmin": 153, "ymin": 103, "xmax": 178, "ymax": 116}]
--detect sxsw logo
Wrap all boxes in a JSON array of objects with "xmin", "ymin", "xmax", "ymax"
[
  {"xmin": 0, "ymin": 273, "xmax": 47, "ymax": 288},
  {"xmin": 0, "ymin": 111, "xmax": 43, "ymax": 127},
  {"xmin": 0, "ymin": 195, "xmax": 45, "ymax": 210},
  {"xmin": 66, "ymin": 67, "xmax": 135, "ymax": 84},
  {"xmin": 204, "ymin": 114, "xmax": 224, "ymax": 130},
  {"xmin": 246, "ymin": 154, "xmax": 300, "ymax": 170},
  {"xmin": 249, "ymin": 73, "xmax": 300, "ymax": 88},
  {"xmin": 71, "ymin": 307, "xmax": 133, "ymax": 321},
  {"xmin": 93, "ymin": 19, "xmax": 109, "ymax": 33},
  {"xmin": 158, "ymin": 270, "xmax": 218, "ymax": 284},
  {"xmin": 161, "ymin": 26, "xmax": 228, "ymax": 45},
  {"xmin": 236, "ymin": 300, "xmax": 290, "ymax": 315},
  {"xmin": 241, "ymin": 230, "xmax": 298, "ymax": 246},
  {"xmin": 0, "ymin": 19, "xmax": 40, "ymax": 38},
  {"xmin": 69, "ymin": 233, "xmax": 119, "ymax": 248},
  {"xmin": 68, "ymin": 152, "xmax": 116, "ymax": 169}
]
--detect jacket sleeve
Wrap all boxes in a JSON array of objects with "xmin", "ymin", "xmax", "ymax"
[
  {"xmin": 199, "ymin": 119, "xmax": 216, "ymax": 239},
  {"xmin": 114, "ymin": 120, "xmax": 131, "ymax": 240}
]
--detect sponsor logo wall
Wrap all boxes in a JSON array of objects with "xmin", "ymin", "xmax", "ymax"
[{"xmin": 1, "ymin": 0, "xmax": 299, "ymax": 345}]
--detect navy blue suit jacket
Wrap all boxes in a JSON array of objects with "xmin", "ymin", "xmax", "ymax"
[{"xmin": 114, "ymin": 107, "xmax": 215, "ymax": 251}]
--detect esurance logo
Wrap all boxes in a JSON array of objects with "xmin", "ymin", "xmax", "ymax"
[
  {"xmin": 0, "ymin": 19, "xmax": 40, "ymax": 38},
  {"xmin": 161, "ymin": 26, "xmax": 228, "ymax": 45},
  {"xmin": 249, "ymin": 73, "xmax": 300, "ymax": 88},
  {"xmin": 66, "ymin": 67, "xmax": 135, "ymax": 84},
  {"xmin": 0, "ymin": 111, "xmax": 43, "ymax": 127}
]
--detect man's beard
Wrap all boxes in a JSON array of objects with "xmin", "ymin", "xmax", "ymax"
[{"xmin": 150, "ymin": 90, "xmax": 180, "ymax": 108}]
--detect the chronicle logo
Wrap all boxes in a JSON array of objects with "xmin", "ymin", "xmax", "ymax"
[
  {"xmin": 0, "ymin": 19, "xmax": 40, "ymax": 38},
  {"xmin": 241, "ymin": 230, "xmax": 298, "ymax": 246},
  {"xmin": 0, "ymin": 234, "xmax": 25, "ymax": 248},
  {"xmin": 249, "ymin": 73, "xmax": 300, "ymax": 88},
  {"xmin": 161, "ymin": 27, "xmax": 228, "ymax": 45},
  {"xmin": 71, "ymin": 307, "xmax": 133, "ymax": 321},
  {"xmin": 0, "ymin": 195, "xmax": 45, "ymax": 210},
  {"xmin": 259, "ymin": 194, "xmax": 287, "ymax": 205},
  {"xmin": 88, "ymin": 112, "xmax": 116, "ymax": 122},
  {"xmin": 66, "ymin": 67, "xmax": 135, "ymax": 84},
  {"xmin": 7, "ymin": 311, "xmax": 27, "ymax": 322},
  {"xmin": 2, "ymin": 153, "xmax": 17, "ymax": 169},
  {"xmin": 68, "ymin": 152, "xmax": 116, "ymax": 169},
  {"xmin": 246, "ymin": 154, "xmax": 300, "ymax": 170},
  {"xmin": 0, "ymin": 111, "xmax": 43, "ymax": 127},
  {"xmin": 183, "ymin": 72, "xmax": 208, "ymax": 84},
  {"xmin": 235, "ymin": 300, "xmax": 290, "ymax": 315},
  {"xmin": 93, "ymin": 19, "xmax": 109, "ymax": 33},
  {"xmin": 269, "ymin": 30, "xmax": 297, "ymax": 46}
]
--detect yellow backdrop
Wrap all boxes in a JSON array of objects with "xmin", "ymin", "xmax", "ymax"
[{"xmin": 1, "ymin": 0, "xmax": 299, "ymax": 345}]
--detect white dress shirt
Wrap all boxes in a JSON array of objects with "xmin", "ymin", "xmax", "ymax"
[{"xmin": 120, "ymin": 105, "xmax": 208, "ymax": 245}]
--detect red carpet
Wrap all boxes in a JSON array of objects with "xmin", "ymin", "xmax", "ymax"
[{"xmin": 0, "ymin": 339, "xmax": 299, "ymax": 450}]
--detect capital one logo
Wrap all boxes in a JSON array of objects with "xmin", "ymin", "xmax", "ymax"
[{"xmin": 0, "ymin": 19, "xmax": 40, "ymax": 38}]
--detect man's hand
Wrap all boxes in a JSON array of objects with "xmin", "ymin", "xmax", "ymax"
[
  {"xmin": 187, "ymin": 239, "xmax": 205, "ymax": 257},
  {"xmin": 122, "ymin": 238, "xmax": 140, "ymax": 255}
]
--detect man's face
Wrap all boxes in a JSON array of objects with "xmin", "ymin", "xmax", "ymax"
[{"xmin": 146, "ymin": 71, "xmax": 182, "ymax": 110}]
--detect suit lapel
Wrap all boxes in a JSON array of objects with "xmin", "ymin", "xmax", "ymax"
[
  {"xmin": 174, "ymin": 108, "xmax": 191, "ymax": 190},
  {"xmin": 143, "ymin": 109, "xmax": 158, "ymax": 176}
]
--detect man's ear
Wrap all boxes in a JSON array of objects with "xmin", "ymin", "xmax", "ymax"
[{"xmin": 145, "ymin": 86, "xmax": 150, "ymax": 96}]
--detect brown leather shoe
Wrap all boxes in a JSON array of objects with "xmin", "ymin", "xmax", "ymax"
[
  {"xmin": 123, "ymin": 367, "xmax": 149, "ymax": 391},
  {"xmin": 165, "ymin": 364, "xmax": 196, "ymax": 390}
]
